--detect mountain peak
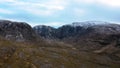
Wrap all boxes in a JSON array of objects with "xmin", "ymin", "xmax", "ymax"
[
  {"xmin": 0, "ymin": 20, "xmax": 37, "ymax": 41},
  {"xmin": 68, "ymin": 21, "xmax": 110, "ymax": 28}
]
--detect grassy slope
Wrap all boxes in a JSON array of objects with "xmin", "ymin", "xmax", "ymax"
[{"xmin": 0, "ymin": 38, "xmax": 119, "ymax": 68}]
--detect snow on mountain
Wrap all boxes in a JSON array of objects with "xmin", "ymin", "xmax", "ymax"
[{"xmin": 68, "ymin": 21, "xmax": 110, "ymax": 28}]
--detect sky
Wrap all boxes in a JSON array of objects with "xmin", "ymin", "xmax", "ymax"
[{"xmin": 0, "ymin": 0, "xmax": 120, "ymax": 27}]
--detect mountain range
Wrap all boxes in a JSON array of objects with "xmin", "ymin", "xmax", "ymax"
[{"xmin": 0, "ymin": 20, "xmax": 120, "ymax": 68}]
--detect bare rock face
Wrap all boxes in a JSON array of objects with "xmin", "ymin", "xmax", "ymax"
[
  {"xmin": 33, "ymin": 25, "xmax": 86, "ymax": 39},
  {"xmin": 33, "ymin": 21, "xmax": 111, "ymax": 40},
  {"xmin": 34, "ymin": 21, "xmax": 120, "ymax": 52},
  {"xmin": 0, "ymin": 20, "xmax": 37, "ymax": 41},
  {"xmin": 33, "ymin": 25, "xmax": 57, "ymax": 39}
]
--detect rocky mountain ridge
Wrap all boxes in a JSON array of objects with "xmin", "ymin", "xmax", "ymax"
[
  {"xmin": 33, "ymin": 21, "xmax": 120, "ymax": 53},
  {"xmin": 68, "ymin": 21, "xmax": 109, "ymax": 28},
  {"xmin": 33, "ymin": 25, "xmax": 56, "ymax": 39},
  {"xmin": 33, "ymin": 21, "xmax": 120, "ymax": 39},
  {"xmin": 0, "ymin": 20, "xmax": 38, "ymax": 41}
]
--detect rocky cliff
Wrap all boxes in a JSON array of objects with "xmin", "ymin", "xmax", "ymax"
[{"xmin": 0, "ymin": 20, "xmax": 37, "ymax": 41}]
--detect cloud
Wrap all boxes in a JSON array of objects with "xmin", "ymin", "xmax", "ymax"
[
  {"xmin": 0, "ymin": 8, "xmax": 14, "ymax": 14},
  {"xmin": 97, "ymin": 0, "xmax": 120, "ymax": 8},
  {"xmin": 74, "ymin": 0, "xmax": 120, "ymax": 8},
  {"xmin": 0, "ymin": 0, "xmax": 16, "ymax": 3},
  {"xmin": 5, "ymin": 0, "xmax": 67, "ymax": 16},
  {"xmin": 75, "ymin": 0, "xmax": 96, "ymax": 4}
]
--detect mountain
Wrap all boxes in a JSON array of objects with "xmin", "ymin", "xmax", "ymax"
[
  {"xmin": 0, "ymin": 20, "xmax": 120, "ymax": 68},
  {"xmin": 56, "ymin": 25, "xmax": 86, "ymax": 39},
  {"xmin": 65, "ymin": 24, "xmax": 120, "ymax": 50},
  {"xmin": 66, "ymin": 24, "xmax": 120, "ymax": 67},
  {"xmin": 33, "ymin": 21, "xmax": 112, "ymax": 39},
  {"xmin": 33, "ymin": 25, "xmax": 56, "ymax": 39},
  {"xmin": 68, "ymin": 21, "xmax": 109, "ymax": 28},
  {"xmin": 0, "ymin": 20, "xmax": 37, "ymax": 41},
  {"xmin": 33, "ymin": 21, "xmax": 120, "ymax": 62}
]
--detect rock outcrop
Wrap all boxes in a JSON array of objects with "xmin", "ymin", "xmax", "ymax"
[
  {"xmin": 33, "ymin": 21, "xmax": 115, "ymax": 40},
  {"xmin": 34, "ymin": 21, "xmax": 120, "ymax": 51},
  {"xmin": 33, "ymin": 25, "xmax": 56, "ymax": 39},
  {"xmin": 0, "ymin": 20, "xmax": 37, "ymax": 41}
]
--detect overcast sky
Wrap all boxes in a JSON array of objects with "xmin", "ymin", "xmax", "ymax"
[{"xmin": 0, "ymin": 0, "xmax": 120, "ymax": 27}]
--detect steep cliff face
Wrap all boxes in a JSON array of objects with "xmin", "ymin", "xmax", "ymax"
[
  {"xmin": 33, "ymin": 25, "xmax": 56, "ymax": 39},
  {"xmin": 33, "ymin": 24, "xmax": 86, "ymax": 39},
  {"xmin": 67, "ymin": 24, "xmax": 120, "ymax": 50},
  {"xmin": 34, "ymin": 21, "xmax": 120, "ymax": 51},
  {"xmin": 56, "ymin": 25, "xmax": 86, "ymax": 39},
  {"xmin": 0, "ymin": 20, "xmax": 37, "ymax": 41},
  {"xmin": 33, "ymin": 21, "xmax": 113, "ymax": 40}
]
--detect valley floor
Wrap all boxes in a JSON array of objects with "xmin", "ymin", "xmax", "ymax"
[{"xmin": 0, "ymin": 39, "xmax": 120, "ymax": 68}]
